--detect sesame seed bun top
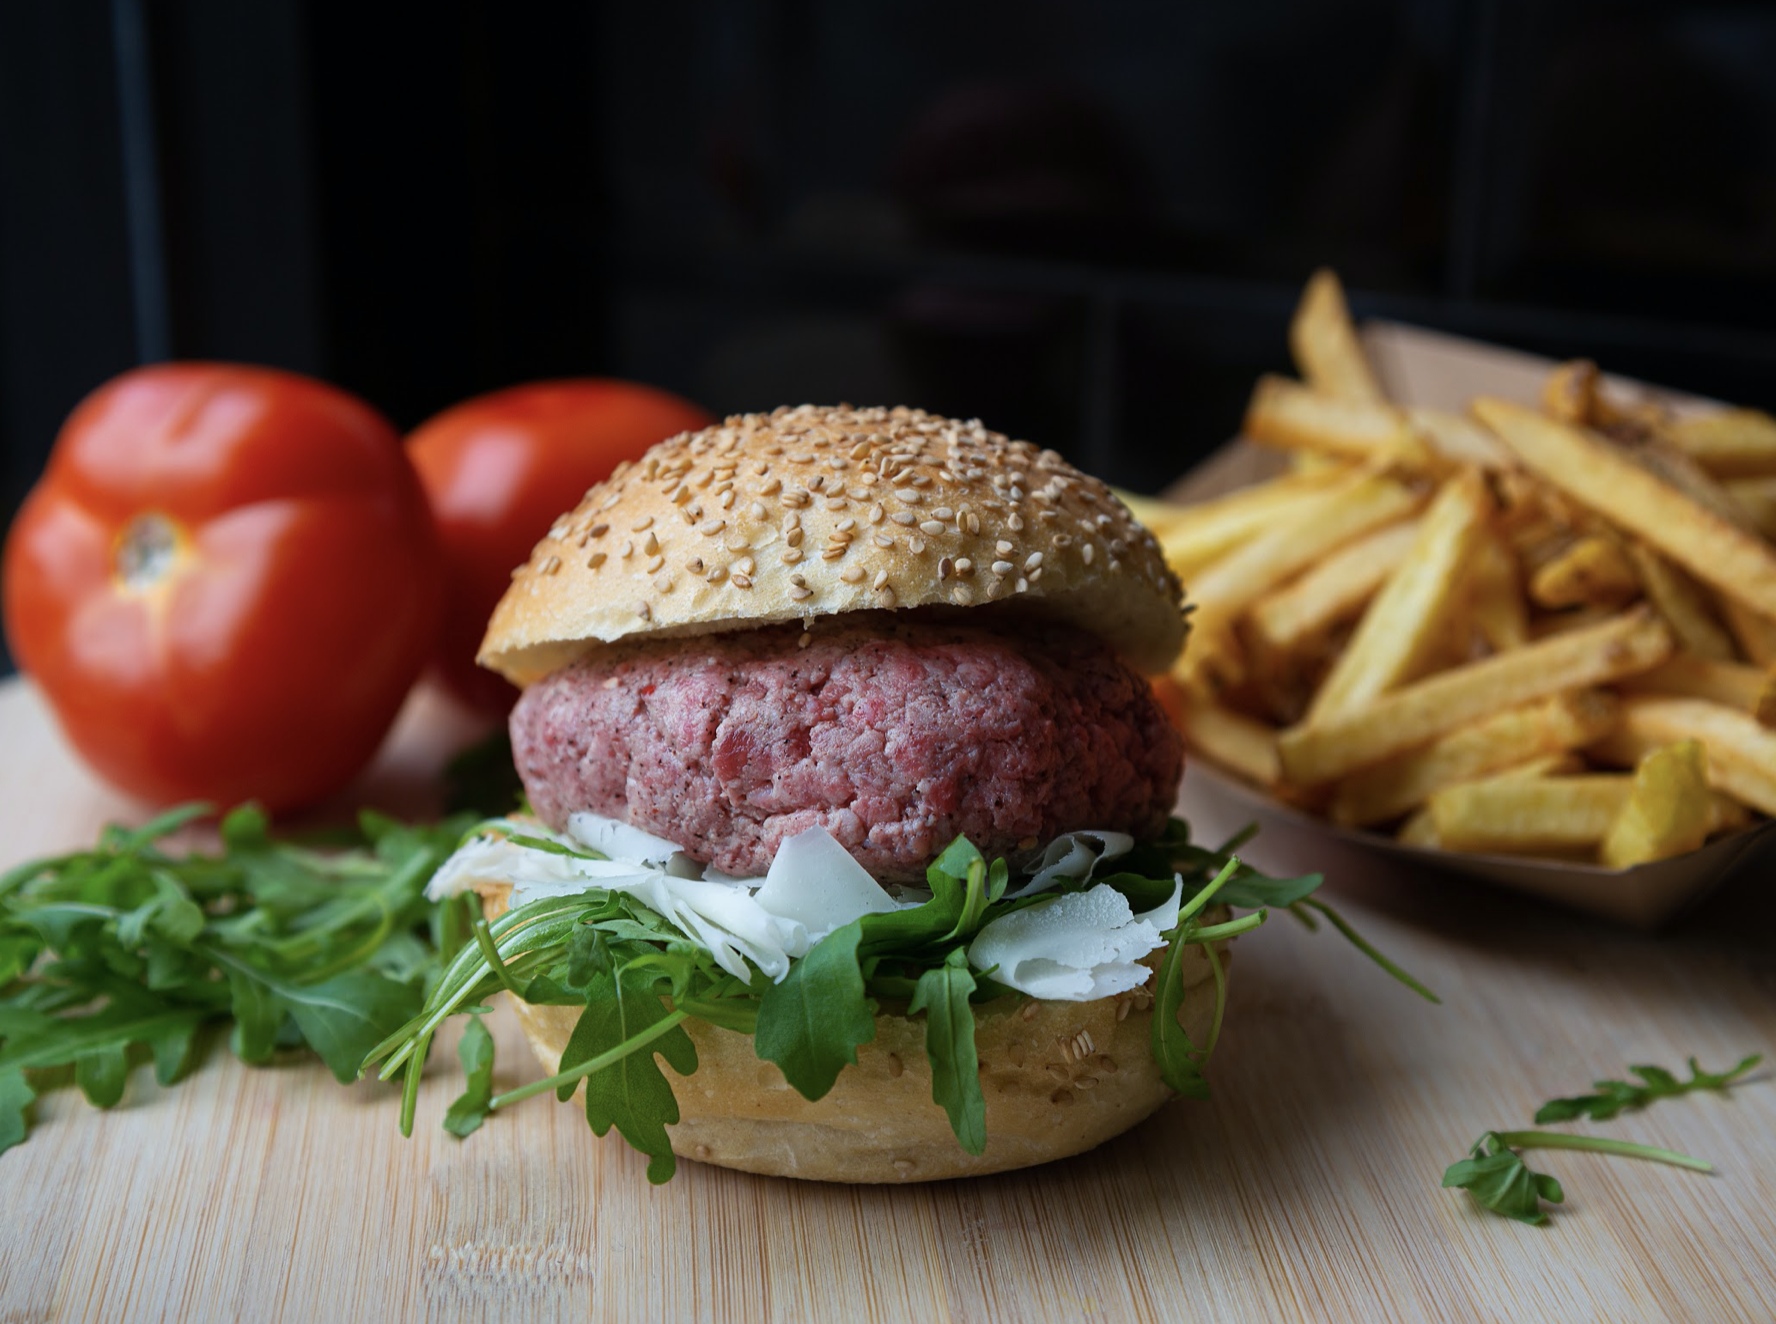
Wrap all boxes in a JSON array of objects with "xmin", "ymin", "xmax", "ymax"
[{"xmin": 477, "ymin": 404, "xmax": 1187, "ymax": 684}]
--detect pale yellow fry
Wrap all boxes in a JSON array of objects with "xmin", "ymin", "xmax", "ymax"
[
  {"xmin": 1725, "ymin": 476, "xmax": 1776, "ymax": 539},
  {"xmin": 1529, "ymin": 534, "xmax": 1639, "ymax": 610},
  {"xmin": 1620, "ymin": 654, "xmax": 1765, "ymax": 712},
  {"xmin": 1758, "ymin": 668, "xmax": 1776, "ymax": 728},
  {"xmin": 1276, "ymin": 610, "xmax": 1673, "ymax": 786},
  {"xmin": 1244, "ymin": 376, "xmax": 1433, "ymax": 468},
  {"xmin": 1247, "ymin": 518, "xmax": 1421, "ymax": 651},
  {"xmin": 1394, "ymin": 754, "xmax": 1576, "ymax": 849},
  {"xmin": 1542, "ymin": 359, "xmax": 1600, "ymax": 424},
  {"xmin": 1289, "ymin": 268, "xmax": 1385, "ymax": 403},
  {"xmin": 1474, "ymin": 397, "xmax": 1776, "ymax": 619},
  {"xmin": 1111, "ymin": 489, "xmax": 1191, "ymax": 539},
  {"xmin": 1469, "ymin": 533, "xmax": 1529, "ymax": 652},
  {"xmin": 1397, "ymin": 807, "xmax": 1440, "ymax": 848},
  {"xmin": 1182, "ymin": 696, "xmax": 1281, "ymax": 788},
  {"xmin": 1601, "ymin": 741, "xmax": 1713, "ymax": 869},
  {"xmin": 1624, "ymin": 542, "xmax": 1736, "ymax": 662},
  {"xmin": 1308, "ymin": 468, "xmax": 1493, "ymax": 724},
  {"xmin": 1153, "ymin": 471, "xmax": 1351, "ymax": 581},
  {"xmin": 1590, "ymin": 695, "xmax": 1776, "ymax": 817},
  {"xmin": 1664, "ymin": 408, "xmax": 1776, "ymax": 478},
  {"xmin": 1408, "ymin": 407, "xmax": 1511, "ymax": 469},
  {"xmin": 1181, "ymin": 474, "xmax": 1422, "ymax": 682},
  {"xmin": 1720, "ymin": 598, "xmax": 1776, "ymax": 666},
  {"xmin": 1710, "ymin": 793, "xmax": 1754, "ymax": 835},
  {"xmin": 1329, "ymin": 689, "xmax": 1618, "ymax": 827},
  {"xmin": 1430, "ymin": 775, "xmax": 1632, "ymax": 854}
]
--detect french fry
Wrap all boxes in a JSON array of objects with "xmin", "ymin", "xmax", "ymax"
[
  {"xmin": 1276, "ymin": 610, "xmax": 1672, "ymax": 786},
  {"xmin": 1468, "ymin": 533, "xmax": 1528, "ymax": 652},
  {"xmin": 1664, "ymin": 407, "xmax": 1776, "ymax": 478},
  {"xmin": 1472, "ymin": 397, "xmax": 1776, "ymax": 620},
  {"xmin": 1397, "ymin": 807, "xmax": 1440, "ymax": 848},
  {"xmin": 1429, "ymin": 775, "xmax": 1631, "ymax": 854},
  {"xmin": 1329, "ymin": 690, "xmax": 1618, "ymax": 827},
  {"xmin": 1725, "ymin": 476, "xmax": 1776, "ymax": 539},
  {"xmin": 1528, "ymin": 533, "xmax": 1639, "ymax": 610},
  {"xmin": 1620, "ymin": 654, "xmax": 1765, "ymax": 712},
  {"xmin": 1542, "ymin": 359, "xmax": 1600, "ymax": 424},
  {"xmin": 1182, "ymin": 696, "xmax": 1282, "ymax": 788},
  {"xmin": 1112, "ymin": 489, "xmax": 1192, "ymax": 539},
  {"xmin": 1243, "ymin": 375, "xmax": 1433, "ymax": 468},
  {"xmin": 1407, "ymin": 406, "xmax": 1511, "ymax": 470},
  {"xmin": 1307, "ymin": 468, "xmax": 1492, "ymax": 723},
  {"xmin": 1289, "ymin": 268, "xmax": 1385, "ymax": 403},
  {"xmin": 1390, "ymin": 750, "xmax": 1581, "ymax": 848},
  {"xmin": 1720, "ymin": 598, "xmax": 1776, "ymax": 666},
  {"xmin": 1150, "ymin": 470, "xmax": 1351, "ymax": 581},
  {"xmin": 1624, "ymin": 542, "xmax": 1736, "ymax": 661},
  {"xmin": 1758, "ymin": 667, "xmax": 1776, "ymax": 728},
  {"xmin": 1247, "ymin": 518, "xmax": 1420, "ymax": 652},
  {"xmin": 1600, "ymin": 741, "xmax": 1713, "ymax": 868},
  {"xmin": 1710, "ymin": 792, "xmax": 1754, "ymax": 835},
  {"xmin": 1180, "ymin": 474, "xmax": 1422, "ymax": 684},
  {"xmin": 1589, "ymin": 695, "xmax": 1776, "ymax": 817}
]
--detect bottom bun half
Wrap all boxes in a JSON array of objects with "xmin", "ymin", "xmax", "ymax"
[{"xmin": 481, "ymin": 883, "xmax": 1225, "ymax": 1183}]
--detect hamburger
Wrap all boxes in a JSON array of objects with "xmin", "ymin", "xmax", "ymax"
[{"xmin": 415, "ymin": 404, "xmax": 1276, "ymax": 1183}]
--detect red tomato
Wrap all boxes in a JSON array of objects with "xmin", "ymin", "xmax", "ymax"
[
  {"xmin": 2, "ymin": 363, "xmax": 442, "ymax": 811},
  {"xmin": 407, "ymin": 380, "xmax": 713, "ymax": 714}
]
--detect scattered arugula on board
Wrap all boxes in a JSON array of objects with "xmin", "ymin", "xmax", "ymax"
[
  {"xmin": 365, "ymin": 815, "xmax": 1437, "ymax": 1183},
  {"xmin": 1443, "ymin": 1054, "xmax": 1763, "ymax": 1225},
  {"xmin": 0, "ymin": 803, "xmax": 477, "ymax": 1157}
]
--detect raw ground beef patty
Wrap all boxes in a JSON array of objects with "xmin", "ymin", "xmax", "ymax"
[{"xmin": 509, "ymin": 617, "xmax": 1184, "ymax": 881}]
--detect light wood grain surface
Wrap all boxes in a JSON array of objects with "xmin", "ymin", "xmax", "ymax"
[{"xmin": 0, "ymin": 678, "xmax": 1772, "ymax": 1324}]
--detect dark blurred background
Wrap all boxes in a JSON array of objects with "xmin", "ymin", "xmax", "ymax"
[{"xmin": 4, "ymin": 0, "xmax": 1776, "ymax": 613}]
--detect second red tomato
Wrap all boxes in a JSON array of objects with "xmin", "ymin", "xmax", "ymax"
[{"xmin": 408, "ymin": 380, "xmax": 714, "ymax": 714}]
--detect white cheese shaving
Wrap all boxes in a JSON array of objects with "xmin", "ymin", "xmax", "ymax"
[
  {"xmin": 1008, "ymin": 829, "xmax": 1136, "ymax": 898},
  {"xmin": 966, "ymin": 879, "xmax": 1183, "ymax": 1000},
  {"xmin": 753, "ymin": 827, "xmax": 902, "ymax": 931}
]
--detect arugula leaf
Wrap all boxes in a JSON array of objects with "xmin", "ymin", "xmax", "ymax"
[
  {"xmin": 1535, "ymin": 1054, "xmax": 1761, "ymax": 1124},
  {"xmin": 754, "ymin": 920, "xmax": 875, "ymax": 1100},
  {"xmin": 1150, "ymin": 918, "xmax": 1210, "ymax": 1100},
  {"xmin": 443, "ymin": 1012, "xmax": 496, "ymax": 1138},
  {"xmin": 909, "ymin": 948, "xmax": 985, "ymax": 1155},
  {"xmin": 75, "ymin": 1047, "xmax": 130, "ymax": 1108},
  {"xmin": 0, "ymin": 1068, "xmax": 34, "ymax": 1156},
  {"xmin": 1443, "ymin": 1132, "xmax": 1566, "ymax": 1226},
  {"xmin": 1444, "ymin": 1129, "xmax": 1711, "ymax": 1226},
  {"xmin": 562, "ymin": 971, "xmax": 698, "ymax": 1183}
]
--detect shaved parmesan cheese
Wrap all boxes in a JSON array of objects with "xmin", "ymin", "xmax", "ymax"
[
  {"xmin": 753, "ymin": 827, "xmax": 901, "ymax": 932},
  {"xmin": 1009, "ymin": 830, "xmax": 1136, "ymax": 898},
  {"xmin": 566, "ymin": 813, "xmax": 700, "ymax": 877},
  {"xmin": 967, "ymin": 879, "xmax": 1182, "ymax": 1000}
]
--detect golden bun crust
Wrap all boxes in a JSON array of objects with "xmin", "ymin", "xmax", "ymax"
[
  {"xmin": 480, "ymin": 883, "xmax": 1225, "ymax": 1183},
  {"xmin": 479, "ymin": 404, "xmax": 1186, "ymax": 682}
]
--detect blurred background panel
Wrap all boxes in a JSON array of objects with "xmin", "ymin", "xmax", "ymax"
[{"xmin": 4, "ymin": 0, "xmax": 1775, "ymax": 544}]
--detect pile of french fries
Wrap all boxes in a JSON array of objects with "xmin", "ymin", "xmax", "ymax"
[{"xmin": 1138, "ymin": 270, "xmax": 1776, "ymax": 869}]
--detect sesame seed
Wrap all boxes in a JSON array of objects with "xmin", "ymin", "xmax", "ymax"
[
  {"xmin": 955, "ymin": 557, "xmax": 973, "ymax": 575},
  {"xmin": 938, "ymin": 556, "xmax": 953, "ymax": 580},
  {"xmin": 687, "ymin": 556, "xmax": 704, "ymax": 573},
  {"xmin": 873, "ymin": 534, "xmax": 894, "ymax": 549},
  {"xmin": 963, "ymin": 512, "xmax": 981, "ymax": 535},
  {"xmin": 932, "ymin": 507, "xmax": 954, "ymax": 520},
  {"xmin": 992, "ymin": 560, "xmax": 1014, "ymax": 575},
  {"xmin": 760, "ymin": 477, "xmax": 782, "ymax": 496},
  {"xmin": 786, "ymin": 528, "xmax": 804, "ymax": 548},
  {"xmin": 736, "ymin": 556, "xmax": 755, "ymax": 575},
  {"xmin": 600, "ymin": 493, "xmax": 621, "ymax": 511},
  {"xmin": 643, "ymin": 532, "xmax": 659, "ymax": 555},
  {"xmin": 590, "ymin": 523, "xmax": 610, "ymax": 538},
  {"xmin": 632, "ymin": 516, "xmax": 654, "ymax": 532},
  {"xmin": 894, "ymin": 487, "xmax": 920, "ymax": 502},
  {"xmin": 1024, "ymin": 552, "xmax": 1043, "ymax": 571},
  {"xmin": 749, "ymin": 501, "xmax": 766, "ymax": 520},
  {"xmin": 919, "ymin": 520, "xmax": 944, "ymax": 535},
  {"xmin": 635, "ymin": 601, "xmax": 651, "ymax": 620},
  {"xmin": 1021, "ymin": 1001, "xmax": 1042, "ymax": 1021},
  {"xmin": 950, "ymin": 585, "xmax": 972, "ymax": 605},
  {"xmin": 699, "ymin": 519, "xmax": 725, "ymax": 536},
  {"xmin": 587, "ymin": 551, "xmax": 606, "ymax": 569},
  {"xmin": 1007, "ymin": 513, "xmax": 1024, "ymax": 532},
  {"xmin": 781, "ymin": 549, "xmax": 802, "ymax": 565},
  {"xmin": 872, "ymin": 570, "xmax": 888, "ymax": 591},
  {"xmin": 789, "ymin": 573, "xmax": 806, "ymax": 587},
  {"xmin": 836, "ymin": 518, "xmax": 856, "ymax": 533},
  {"xmin": 621, "ymin": 540, "xmax": 634, "ymax": 558},
  {"xmin": 867, "ymin": 505, "xmax": 885, "ymax": 524},
  {"xmin": 731, "ymin": 572, "xmax": 752, "ymax": 589},
  {"xmin": 907, "ymin": 537, "xmax": 926, "ymax": 554},
  {"xmin": 995, "ymin": 540, "xmax": 1013, "ymax": 556},
  {"xmin": 1081, "ymin": 543, "xmax": 1095, "ymax": 565},
  {"xmin": 840, "ymin": 566, "xmax": 865, "ymax": 583},
  {"xmin": 822, "ymin": 547, "xmax": 846, "ymax": 561},
  {"xmin": 719, "ymin": 489, "xmax": 735, "ymax": 509},
  {"xmin": 892, "ymin": 511, "xmax": 917, "ymax": 526},
  {"xmin": 539, "ymin": 555, "xmax": 561, "ymax": 575},
  {"xmin": 789, "ymin": 584, "xmax": 812, "ymax": 601}
]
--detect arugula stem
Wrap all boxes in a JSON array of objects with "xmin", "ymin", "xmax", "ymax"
[
  {"xmin": 1177, "ymin": 857, "xmax": 1241, "ymax": 927},
  {"xmin": 474, "ymin": 920, "xmax": 525, "ymax": 998},
  {"xmin": 1189, "ymin": 912, "xmax": 1267, "ymax": 942},
  {"xmin": 1494, "ymin": 1129, "xmax": 1714, "ymax": 1172},
  {"xmin": 489, "ymin": 1010, "xmax": 691, "ymax": 1109},
  {"xmin": 1200, "ymin": 937, "xmax": 1228, "ymax": 1058},
  {"xmin": 1298, "ymin": 898, "xmax": 1440, "ymax": 1004},
  {"xmin": 399, "ymin": 1032, "xmax": 431, "ymax": 1138}
]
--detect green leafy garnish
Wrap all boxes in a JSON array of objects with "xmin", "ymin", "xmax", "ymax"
[
  {"xmin": 755, "ymin": 920, "xmax": 874, "ymax": 1100},
  {"xmin": 0, "ymin": 802, "xmax": 473, "ymax": 1156},
  {"xmin": 1443, "ymin": 1129, "xmax": 1712, "ymax": 1226},
  {"xmin": 1534, "ymin": 1055, "xmax": 1762, "ymax": 1124},
  {"xmin": 442, "ymin": 1011, "xmax": 496, "ymax": 1138},
  {"xmin": 909, "ymin": 948, "xmax": 985, "ymax": 1154},
  {"xmin": 566, "ymin": 969, "xmax": 698, "ymax": 1184}
]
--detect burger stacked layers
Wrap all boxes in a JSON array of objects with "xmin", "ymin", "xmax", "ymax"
[{"xmin": 433, "ymin": 404, "xmax": 1225, "ymax": 1182}]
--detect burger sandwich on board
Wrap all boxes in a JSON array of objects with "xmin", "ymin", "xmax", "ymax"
[{"xmin": 383, "ymin": 404, "xmax": 1412, "ymax": 1183}]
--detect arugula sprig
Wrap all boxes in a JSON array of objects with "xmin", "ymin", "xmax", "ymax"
[
  {"xmin": 1443, "ymin": 1129, "xmax": 1712, "ymax": 1226},
  {"xmin": 1534, "ymin": 1054, "xmax": 1762, "ymax": 1124},
  {"xmin": 0, "ymin": 803, "xmax": 474, "ymax": 1156}
]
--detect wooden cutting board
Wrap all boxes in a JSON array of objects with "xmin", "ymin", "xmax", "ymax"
[{"xmin": 0, "ymin": 678, "xmax": 1772, "ymax": 1324}]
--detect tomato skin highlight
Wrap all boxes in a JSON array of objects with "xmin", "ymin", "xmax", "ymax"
[
  {"xmin": 2, "ymin": 363, "xmax": 443, "ymax": 812},
  {"xmin": 408, "ymin": 379, "xmax": 713, "ymax": 714}
]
